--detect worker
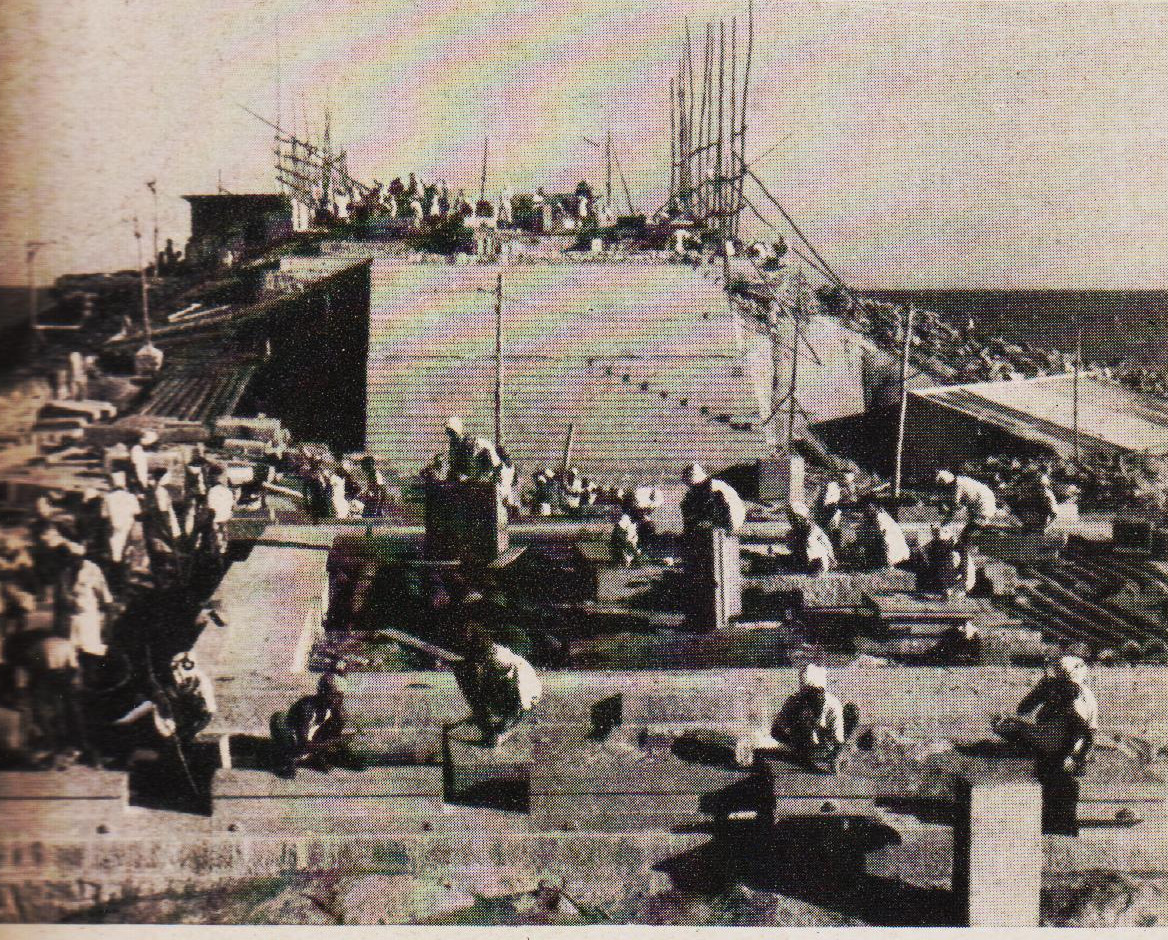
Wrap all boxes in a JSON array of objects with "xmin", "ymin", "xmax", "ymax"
[
  {"xmin": 532, "ymin": 469, "xmax": 556, "ymax": 516},
  {"xmin": 270, "ymin": 673, "xmax": 359, "ymax": 778},
  {"xmin": 560, "ymin": 468, "xmax": 586, "ymax": 514},
  {"xmin": 444, "ymin": 416, "xmax": 474, "ymax": 480},
  {"xmin": 624, "ymin": 482, "xmax": 663, "ymax": 541},
  {"xmin": 935, "ymin": 470, "xmax": 998, "ymax": 539},
  {"xmin": 786, "ymin": 504, "xmax": 836, "ymax": 575},
  {"xmin": 128, "ymin": 430, "xmax": 159, "ymax": 493},
  {"xmin": 920, "ymin": 525, "xmax": 976, "ymax": 596},
  {"xmin": 114, "ymin": 651, "xmax": 217, "ymax": 746},
  {"xmin": 64, "ymin": 544, "xmax": 114, "ymax": 683},
  {"xmin": 100, "ymin": 471, "xmax": 141, "ymax": 580},
  {"xmin": 1014, "ymin": 468, "xmax": 1059, "ymax": 533},
  {"xmin": 771, "ymin": 664, "xmax": 856, "ymax": 774},
  {"xmin": 610, "ymin": 513, "xmax": 642, "ymax": 567},
  {"xmin": 453, "ymin": 627, "xmax": 542, "ymax": 747},
  {"xmin": 1, "ymin": 535, "xmax": 38, "ymax": 638},
  {"xmin": 993, "ymin": 655, "xmax": 1098, "ymax": 775},
  {"xmin": 134, "ymin": 343, "xmax": 164, "ymax": 378},
  {"xmin": 203, "ymin": 473, "xmax": 235, "ymax": 560},
  {"xmin": 328, "ymin": 468, "xmax": 351, "ymax": 520},
  {"xmin": 811, "ymin": 479, "xmax": 844, "ymax": 550},
  {"xmin": 928, "ymin": 622, "xmax": 984, "ymax": 665},
  {"xmin": 4, "ymin": 629, "xmax": 94, "ymax": 768},
  {"xmin": 143, "ymin": 468, "xmax": 181, "ymax": 582},
  {"xmin": 680, "ymin": 464, "xmax": 745, "ymax": 538},
  {"xmin": 856, "ymin": 501, "xmax": 911, "ymax": 569},
  {"xmin": 495, "ymin": 448, "xmax": 520, "ymax": 515}
]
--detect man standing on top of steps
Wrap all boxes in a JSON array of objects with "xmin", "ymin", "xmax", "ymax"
[{"xmin": 772, "ymin": 664, "xmax": 859, "ymax": 774}]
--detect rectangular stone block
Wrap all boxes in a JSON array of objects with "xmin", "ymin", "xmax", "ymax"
[{"xmin": 952, "ymin": 778, "xmax": 1042, "ymax": 928}]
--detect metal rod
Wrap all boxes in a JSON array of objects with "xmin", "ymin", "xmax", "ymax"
[
  {"xmin": 716, "ymin": 21, "xmax": 726, "ymax": 233},
  {"xmin": 736, "ymin": 0, "xmax": 754, "ymax": 240},
  {"xmin": 133, "ymin": 218, "xmax": 152, "ymax": 340},
  {"xmin": 893, "ymin": 304, "xmax": 915, "ymax": 502},
  {"xmin": 672, "ymin": 77, "xmax": 682, "ymax": 204},
  {"xmin": 480, "ymin": 137, "xmax": 489, "ymax": 204},
  {"xmin": 787, "ymin": 271, "xmax": 804, "ymax": 450},
  {"xmin": 494, "ymin": 272, "xmax": 503, "ymax": 445},
  {"xmin": 1073, "ymin": 314, "xmax": 1082, "ymax": 465}
]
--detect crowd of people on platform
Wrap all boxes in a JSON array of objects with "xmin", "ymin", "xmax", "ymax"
[
  {"xmin": 329, "ymin": 174, "xmax": 619, "ymax": 235},
  {"xmin": 0, "ymin": 431, "xmax": 238, "ymax": 773}
]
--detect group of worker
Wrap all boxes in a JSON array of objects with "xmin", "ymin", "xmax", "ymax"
[
  {"xmin": 0, "ymin": 432, "xmax": 240, "ymax": 771},
  {"xmin": 292, "ymin": 447, "xmax": 393, "ymax": 521},
  {"xmin": 737, "ymin": 652, "xmax": 1099, "ymax": 780}
]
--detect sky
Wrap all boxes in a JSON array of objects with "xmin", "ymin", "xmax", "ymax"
[{"xmin": 2, "ymin": 0, "xmax": 1168, "ymax": 288}]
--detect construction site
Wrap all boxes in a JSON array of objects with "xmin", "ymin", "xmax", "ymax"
[{"xmin": 3, "ymin": 3, "xmax": 1168, "ymax": 929}]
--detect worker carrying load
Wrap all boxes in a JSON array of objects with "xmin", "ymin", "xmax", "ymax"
[
  {"xmin": 623, "ymin": 483, "xmax": 663, "ymax": 541},
  {"xmin": 771, "ymin": 664, "xmax": 859, "ymax": 774},
  {"xmin": 786, "ymin": 504, "xmax": 836, "ymax": 575},
  {"xmin": 811, "ymin": 479, "xmax": 844, "ymax": 550},
  {"xmin": 935, "ymin": 470, "xmax": 998, "ymax": 540},
  {"xmin": 270, "ymin": 673, "xmax": 361, "ymax": 779},
  {"xmin": 855, "ymin": 501, "xmax": 911, "ymax": 569},
  {"xmin": 680, "ymin": 464, "xmax": 745, "ymax": 538},
  {"xmin": 452, "ymin": 625, "xmax": 541, "ymax": 748},
  {"xmin": 992, "ymin": 655, "xmax": 1098, "ymax": 776}
]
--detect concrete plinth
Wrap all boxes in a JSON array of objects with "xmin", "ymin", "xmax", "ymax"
[{"xmin": 952, "ymin": 778, "xmax": 1042, "ymax": 927}]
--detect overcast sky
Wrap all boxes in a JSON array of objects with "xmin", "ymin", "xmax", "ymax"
[{"xmin": 3, "ymin": 1, "xmax": 1168, "ymax": 288}]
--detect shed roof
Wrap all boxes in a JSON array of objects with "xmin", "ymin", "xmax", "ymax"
[{"xmin": 911, "ymin": 372, "xmax": 1168, "ymax": 456}]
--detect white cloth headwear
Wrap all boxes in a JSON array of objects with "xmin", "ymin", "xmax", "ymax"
[
  {"xmin": 800, "ymin": 663, "xmax": 827, "ymax": 689},
  {"xmin": 1057, "ymin": 655, "xmax": 1087, "ymax": 684},
  {"xmin": 445, "ymin": 415, "xmax": 464, "ymax": 435},
  {"xmin": 685, "ymin": 464, "xmax": 707, "ymax": 484}
]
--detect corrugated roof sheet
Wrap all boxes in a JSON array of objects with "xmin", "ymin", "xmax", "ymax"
[{"xmin": 911, "ymin": 373, "xmax": 1168, "ymax": 456}]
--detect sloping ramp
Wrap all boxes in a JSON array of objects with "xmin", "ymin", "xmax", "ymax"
[{"xmin": 367, "ymin": 262, "xmax": 776, "ymax": 479}]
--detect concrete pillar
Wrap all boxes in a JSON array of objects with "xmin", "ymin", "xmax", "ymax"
[
  {"xmin": 952, "ymin": 778, "xmax": 1043, "ymax": 927},
  {"xmin": 757, "ymin": 454, "xmax": 805, "ymax": 505},
  {"xmin": 424, "ymin": 480, "xmax": 508, "ymax": 563},
  {"xmin": 687, "ymin": 529, "xmax": 742, "ymax": 631}
]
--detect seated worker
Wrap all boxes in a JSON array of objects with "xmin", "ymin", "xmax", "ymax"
[
  {"xmin": 855, "ymin": 501, "xmax": 911, "ymax": 569},
  {"xmin": 919, "ymin": 525, "xmax": 976, "ymax": 596},
  {"xmin": 992, "ymin": 655, "xmax": 1098, "ymax": 775},
  {"xmin": 452, "ymin": 627, "xmax": 542, "ymax": 747},
  {"xmin": 786, "ymin": 504, "xmax": 836, "ymax": 574},
  {"xmin": 269, "ymin": 673, "xmax": 360, "ymax": 779},
  {"xmin": 680, "ymin": 464, "xmax": 745, "ymax": 539},
  {"xmin": 610, "ymin": 513, "xmax": 642, "ymax": 568},
  {"xmin": 113, "ymin": 652, "xmax": 217, "ymax": 747},
  {"xmin": 771, "ymin": 664, "xmax": 858, "ymax": 774},
  {"xmin": 927, "ymin": 622, "xmax": 984, "ymax": 665}
]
